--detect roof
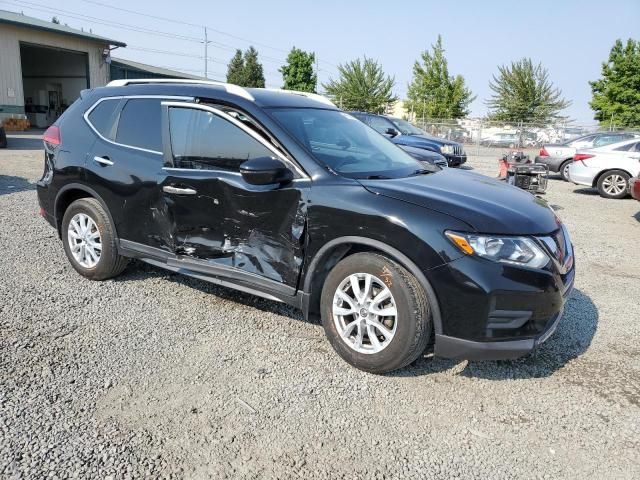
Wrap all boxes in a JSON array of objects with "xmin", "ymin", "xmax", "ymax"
[
  {"xmin": 110, "ymin": 58, "xmax": 204, "ymax": 80},
  {"xmin": 0, "ymin": 9, "xmax": 126, "ymax": 47},
  {"xmin": 102, "ymin": 79, "xmax": 337, "ymax": 109}
]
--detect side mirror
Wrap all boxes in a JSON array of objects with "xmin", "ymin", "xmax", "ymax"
[
  {"xmin": 239, "ymin": 156, "xmax": 293, "ymax": 186},
  {"xmin": 385, "ymin": 127, "xmax": 399, "ymax": 138}
]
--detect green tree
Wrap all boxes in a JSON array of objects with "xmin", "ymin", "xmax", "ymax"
[
  {"xmin": 406, "ymin": 35, "xmax": 475, "ymax": 119},
  {"xmin": 226, "ymin": 49, "xmax": 245, "ymax": 86},
  {"xmin": 590, "ymin": 38, "xmax": 640, "ymax": 128},
  {"xmin": 486, "ymin": 58, "xmax": 571, "ymax": 123},
  {"xmin": 322, "ymin": 57, "xmax": 397, "ymax": 113},
  {"xmin": 280, "ymin": 47, "xmax": 317, "ymax": 93},
  {"xmin": 242, "ymin": 46, "xmax": 265, "ymax": 88}
]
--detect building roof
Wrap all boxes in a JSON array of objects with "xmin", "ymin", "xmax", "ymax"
[
  {"xmin": 110, "ymin": 58, "xmax": 205, "ymax": 80},
  {"xmin": 0, "ymin": 9, "xmax": 126, "ymax": 47}
]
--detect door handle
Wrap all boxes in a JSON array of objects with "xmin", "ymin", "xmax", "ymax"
[
  {"xmin": 93, "ymin": 156, "xmax": 114, "ymax": 166},
  {"xmin": 163, "ymin": 185, "xmax": 197, "ymax": 195}
]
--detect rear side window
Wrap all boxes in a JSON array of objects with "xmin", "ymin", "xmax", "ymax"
[
  {"xmin": 168, "ymin": 107, "xmax": 275, "ymax": 171},
  {"xmin": 115, "ymin": 98, "xmax": 162, "ymax": 152},
  {"xmin": 87, "ymin": 99, "xmax": 119, "ymax": 139}
]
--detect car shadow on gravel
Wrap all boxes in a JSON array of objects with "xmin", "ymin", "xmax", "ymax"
[
  {"xmin": 571, "ymin": 187, "xmax": 599, "ymax": 196},
  {"xmin": 114, "ymin": 261, "xmax": 309, "ymax": 323},
  {"xmin": 0, "ymin": 174, "xmax": 35, "ymax": 195},
  {"xmin": 393, "ymin": 288, "xmax": 598, "ymax": 380}
]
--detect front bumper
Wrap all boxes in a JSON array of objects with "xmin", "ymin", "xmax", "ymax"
[
  {"xmin": 429, "ymin": 245, "xmax": 575, "ymax": 361},
  {"xmin": 445, "ymin": 154, "xmax": 467, "ymax": 167},
  {"xmin": 568, "ymin": 162, "xmax": 598, "ymax": 187},
  {"xmin": 434, "ymin": 309, "xmax": 564, "ymax": 360}
]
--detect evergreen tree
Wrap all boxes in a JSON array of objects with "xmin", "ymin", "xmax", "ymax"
[
  {"xmin": 406, "ymin": 35, "xmax": 474, "ymax": 119},
  {"xmin": 322, "ymin": 57, "xmax": 397, "ymax": 113},
  {"xmin": 226, "ymin": 49, "xmax": 245, "ymax": 86},
  {"xmin": 486, "ymin": 58, "xmax": 570, "ymax": 123},
  {"xmin": 280, "ymin": 47, "xmax": 317, "ymax": 93},
  {"xmin": 242, "ymin": 47, "xmax": 265, "ymax": 88},
  {"xmin": 590, "ymin": 38, "xmax": 640, "ymax": 128}
]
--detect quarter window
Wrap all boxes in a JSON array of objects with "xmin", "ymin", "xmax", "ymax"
[
  {"xmin": 115, "ymin": 98, "xmax": 162, "ymax": 152},
  {"xmin": 168, "ymin": 107, "xmax": 275, "ymax": 171},
  {"xmin": 87, "ymin": 99, "xmax": 119, "ymax": 139}
]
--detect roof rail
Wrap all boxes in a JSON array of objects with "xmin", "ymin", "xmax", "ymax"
[
  {"xmin": 106, "ymin": 78, "xmax": 254, "ymax": 101},
  {"xmin": 263, "ymin": 88, "xmax": 336, "ymax": 107}
]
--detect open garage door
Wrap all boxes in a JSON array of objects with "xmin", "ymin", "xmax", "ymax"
[{"xmin": 20, "ymin": 43, "xmax": 88, "ymax": 128}]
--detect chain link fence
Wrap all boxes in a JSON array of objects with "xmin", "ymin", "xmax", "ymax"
[{"xmin": 401, "ymin": 117, "xmax": 640, "ymax": 157}]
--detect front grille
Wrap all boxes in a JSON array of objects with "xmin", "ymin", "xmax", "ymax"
[
  {"xmin": 538, "ymin": 224, "xmax": 574, "ymax": 274},
  {"xmin": 453, "ymin": 144, "xmax": 464, "ymax": 155}
]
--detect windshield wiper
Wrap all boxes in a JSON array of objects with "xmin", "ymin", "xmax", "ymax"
[
  {"xmin": 364, "ymin": 174, "xmax": 392, "ymax": 180},
  {"xmin": 409, "ymin": 168, "xmax": 431, "ymax": 176}
]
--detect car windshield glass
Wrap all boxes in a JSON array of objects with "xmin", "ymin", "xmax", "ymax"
[
  {"xmin": 269, "ymin": 108, "xmax": 424, "ymax": 179},
  {"xmin": 389, "ymin": 117, "xmax": 424, "ymax": 135}
]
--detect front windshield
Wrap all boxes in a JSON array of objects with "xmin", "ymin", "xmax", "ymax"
[
  {"xmin": 269, "ymin": 108, "xmax": 425, "ymax": 179},
  {"xmin": 389, "ymin": 117, "xmax": 425, "ymax": 136}
]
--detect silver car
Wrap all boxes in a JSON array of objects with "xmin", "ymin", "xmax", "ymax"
[{"xmin": 536, "ymin": 132, "xmax": 639, "ymax": 181}]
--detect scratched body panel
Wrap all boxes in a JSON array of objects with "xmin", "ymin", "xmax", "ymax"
[{"xmin": 158, "ymin": 169, "xmax": 309, "ymax": 287}]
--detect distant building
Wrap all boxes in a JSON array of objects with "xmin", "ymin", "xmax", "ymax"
[{"xmin": 0, "ymin": 9, "xmax": 201, "ymax": 128}]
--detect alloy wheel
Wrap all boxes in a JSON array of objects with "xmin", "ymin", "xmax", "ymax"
[
  {"xmin": 602, "ymin": 174, "xmax": 627, "ymax": 196},
  {"xmin": 67, "ymin": 213, "xmax": 102, "ymax": 268},
  {"xmin": 332, "ymin": 273, "xmax": 398, "ymax": 354}
]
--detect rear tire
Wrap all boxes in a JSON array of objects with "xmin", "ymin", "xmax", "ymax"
[
  {"xmin": 560, "ymin": 160, "xmax": 572, "ymax": 181},
  {"xmin": 596, "ymin": 170, "xmax": 630, "ymax": 199},
  {"xmin": 61, "ymin": 198, "xmax": 128, "ymax": 280},
  {"xmin": 320, "ymin": 253, "xmax": 432, "ymax": 374}
]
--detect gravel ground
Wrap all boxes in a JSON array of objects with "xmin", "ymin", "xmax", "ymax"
[{"xmin": 1, "ymin": 137, "xmax": 639, "ymax": 479}]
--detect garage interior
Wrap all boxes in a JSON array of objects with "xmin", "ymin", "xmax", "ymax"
[{"xmin": 19, "ymin": 42, "xmax": 89, "ymax": 128}]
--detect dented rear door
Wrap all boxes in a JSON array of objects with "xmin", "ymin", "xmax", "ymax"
[{"xmin": 158, "ymin": 102, "xmax": 309, "ymax": 288}]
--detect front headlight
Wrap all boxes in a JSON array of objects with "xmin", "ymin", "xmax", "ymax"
[
  {"xmin": 440, "ymin": 145, "xmax": 454, "ymax": 154},
  {"xmin": 445, "ymin": 231, "xmax": 550, "ymax": 269}
]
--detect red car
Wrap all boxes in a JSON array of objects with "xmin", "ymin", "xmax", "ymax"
[{"xmin": 631, "ymin": 175, "xmax": 640, "ymax": 201}]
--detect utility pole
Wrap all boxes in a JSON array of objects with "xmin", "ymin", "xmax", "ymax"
[
  {"xmin": 315, "ymin": 53, "xmax": 319, "ymax": 93},
  {"xmin": 203, "ymin": 27, "xmax": 212, "ymax": 79}
]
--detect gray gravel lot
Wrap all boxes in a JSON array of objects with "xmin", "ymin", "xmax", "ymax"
[{"xmin": 1, "ymin": 136, "xmax": 639, "ymax": 479}]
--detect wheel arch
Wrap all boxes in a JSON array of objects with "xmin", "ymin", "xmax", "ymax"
[
  {"xmin": 302, "ymin": 236, "xmax": 443, "ymax": 335},
  {"xmin": 592, "ymin": 168, "xmax": 633, "ymax": 188},
  {"xmin": 54, "ymin": 184, "xmax": 117, "ymax": 239}
]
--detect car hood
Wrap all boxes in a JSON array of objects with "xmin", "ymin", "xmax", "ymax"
[{"xmin": 359, "ymin": 169, "xmax": 560, "ymax": 235}]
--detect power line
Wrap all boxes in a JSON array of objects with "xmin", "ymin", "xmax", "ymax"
[{"xmin": 76, "ymin": 0, "xmax": 338, "ymax": 67}]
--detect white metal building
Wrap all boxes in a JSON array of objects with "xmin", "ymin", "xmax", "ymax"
[{"xmin": 0, "ymin": 9, "xmax": 125, "ymax": 127}]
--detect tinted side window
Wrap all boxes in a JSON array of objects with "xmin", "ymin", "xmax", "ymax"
[
  {"xmin": 87, "ymin": 99, "xmax": 119, "ymax": 139},
  {"xmin": 169, "ymin": 107, "xmax": 275, "ymax": 171},
  {"xmin": 367, "ymin": 116, "xmax": 395, "ymax": 134},
  {"xmin": 115, "ymin": 98, "xmax": 162, "ymax": 151},
  {"xmin": 594, "ymin": 134, "xmax": 622, "ymax": 147}
]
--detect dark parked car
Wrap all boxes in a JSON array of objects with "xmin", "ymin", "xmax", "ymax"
[
  {"xmin": 37, "ymin": 79, "xmax": 574, "ymax": 373},
  {"xmin": 349, "ymin": 112, "xmax": 467, "ymax": 167},
  {"xmin": 397, "ymin": 145, "xmax": 448, "ymax": 168},
  {"xmin": 0, "ymin": 126, "xmax": 7, "ymax": 148}
]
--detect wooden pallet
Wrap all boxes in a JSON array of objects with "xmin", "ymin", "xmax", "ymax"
[{"xmin": 1, "ymin": 118, "xmax": 31, "ymax": 131}]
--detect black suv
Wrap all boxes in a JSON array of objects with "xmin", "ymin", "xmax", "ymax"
[
  {"xmin": 349, "ymin": 112, "xmax": 467, "ymax": 167},
  {"xmin": 37, "ymin": 80, "xmax": 574, "ymax": 373}
]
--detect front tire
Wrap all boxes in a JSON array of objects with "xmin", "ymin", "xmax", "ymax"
[
  {"xmin": 320, "ymin": 253, "xmax": 432, "ymax": 374},
  {"xmin": 61, "ymin": 198, "xmax": 128, "ymax": 280},
  {"xmin": 596, "ymin": 170, "xmax": 630, "ymax": 199}
]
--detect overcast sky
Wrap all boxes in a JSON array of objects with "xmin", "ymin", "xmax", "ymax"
[{"xmin": 4, "ymin": 0, "xmax": 639, "ymax": 122}]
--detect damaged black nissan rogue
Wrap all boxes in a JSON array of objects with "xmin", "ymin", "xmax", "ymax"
[{"xmin": 37, "ymin": 80, "xmax": 575, "ymax": 373}]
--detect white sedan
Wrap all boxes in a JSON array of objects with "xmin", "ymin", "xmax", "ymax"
[{"xmin": 567, "ymin": 137, "xmax": 640, "ymax": 199}]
